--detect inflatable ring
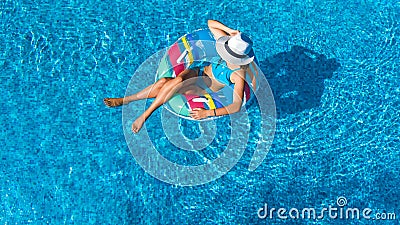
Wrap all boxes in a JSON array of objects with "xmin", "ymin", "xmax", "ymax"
[{"xmin": 156, "ymin": 29, "xmax": 260, "ymax": 120}]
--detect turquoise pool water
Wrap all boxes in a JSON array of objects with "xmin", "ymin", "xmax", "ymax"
[{"xmin": 1, "ymin": 0, "xmax": 399, "ymax": 224}]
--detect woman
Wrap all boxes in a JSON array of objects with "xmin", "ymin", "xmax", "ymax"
[{"xmin": 104, "ymin": 20, "xmax": 255, "ymax": 133}]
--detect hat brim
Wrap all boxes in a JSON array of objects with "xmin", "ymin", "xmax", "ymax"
[{"xmin": 215, "ymin": 36, "xmax": 255, "ymax": 66}]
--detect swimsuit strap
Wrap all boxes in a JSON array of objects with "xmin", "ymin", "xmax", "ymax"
[{"xmin": 231, "ymin": 67, "xmax": 242, "ymax": 72}]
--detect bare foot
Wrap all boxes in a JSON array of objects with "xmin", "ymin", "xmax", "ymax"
[
  {"xmin": 131, "ymin": 116, "xmax": 145, "ymax": 133},
  {"xmin": 103, "ymin": 98, "xmax": 124, "ymax": 107}
]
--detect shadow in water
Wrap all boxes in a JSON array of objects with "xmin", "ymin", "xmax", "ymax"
[{"xmin": 259, "ymin": 46, "xmax": 340, "ymax": 118}]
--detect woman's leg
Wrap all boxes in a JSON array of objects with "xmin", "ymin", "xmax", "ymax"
[
  {"xmin": 132, "ymin": 69, "xmax": 199, "ymax": 133},
  {"xmin": 103, "ymin": 78, "xmax": 171, "ymax": 107}
]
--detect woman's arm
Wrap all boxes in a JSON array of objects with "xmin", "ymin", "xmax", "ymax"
[
  {"xmin": 208, "ymin": 20, "xmax": 239, "ymax": 40},
  {"xmin": 190, "ymin": 71, "xmax": 245, "ymax": 120}
]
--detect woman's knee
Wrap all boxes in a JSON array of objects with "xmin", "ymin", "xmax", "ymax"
[
  {"xmin": 155, "ymin": 77, "xmax": 172, "ymax": 89},
  {"xmin": 157, "ymin": 77, "xmax": 170, "ymax": 85},
  {"xmin": 158, "ymin": 77, "xmax": 183, "ymax": 91}
]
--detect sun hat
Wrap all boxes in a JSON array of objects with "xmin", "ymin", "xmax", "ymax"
[{"xmin": 215, "ymin": 32, "xmax": 255, "ymax": 65}]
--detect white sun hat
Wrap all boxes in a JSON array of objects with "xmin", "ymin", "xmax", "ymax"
[{"xmin": 215, "ymin": 32, "xmax": 255, "ymax": 65}]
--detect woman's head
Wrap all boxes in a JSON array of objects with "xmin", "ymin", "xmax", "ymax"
[{"xmin": 216, "ymin": 32, "xmax": 254, "ymax": 66}]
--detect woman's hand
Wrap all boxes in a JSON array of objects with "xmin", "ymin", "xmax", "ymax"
[
  {"xmin": 190, "ymin": 108, "xmax": 211, "ymax": 120},
  {"xmin": 208, "ymin": 20, "xmax": 239, "ymax": 39}
]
